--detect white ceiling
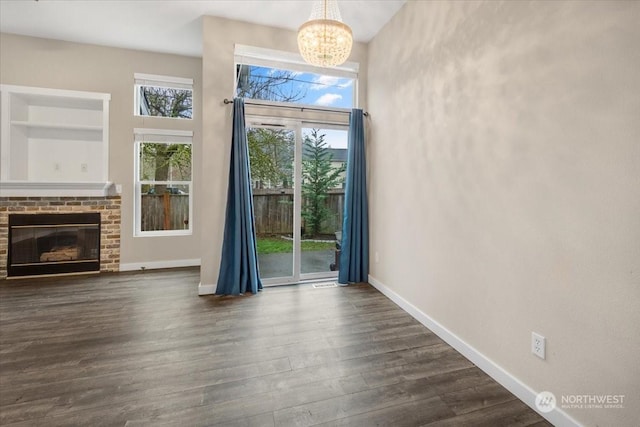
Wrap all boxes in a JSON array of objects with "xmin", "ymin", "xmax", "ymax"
[{"xmin": 0, "ymin": 0, "xmax": 406, "ymax": 58}]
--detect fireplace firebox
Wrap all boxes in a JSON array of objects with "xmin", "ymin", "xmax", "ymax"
[{"xmin": 8, "ymin": 213, "xmax": 101, "ymax": 278}]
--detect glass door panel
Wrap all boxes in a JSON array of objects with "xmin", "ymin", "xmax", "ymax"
[
  {"xmin": 300, "ymin": 127, "xmax": 348, "ymax": 277},
  {"xmin": 247, "ymin": 126, "xmax": 296, "ymax": 281}
]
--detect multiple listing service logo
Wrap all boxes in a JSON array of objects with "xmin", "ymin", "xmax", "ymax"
[
  {"xmin": 535, "ymin": 391, "xmax": 557, "ymax": 413},
  {"xmin": 535, "ymin": 391, "xmax": 626, "ymax": 413}
]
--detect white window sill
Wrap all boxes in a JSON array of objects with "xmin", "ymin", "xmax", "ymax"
[{"xmin": 134, "ymin": 230, "xmax": 192, "ymax": 238}]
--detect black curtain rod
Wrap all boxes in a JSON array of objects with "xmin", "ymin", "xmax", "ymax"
[{"xmin": 223, "ymin": 98, "xmax": 369, "ymax": 117}]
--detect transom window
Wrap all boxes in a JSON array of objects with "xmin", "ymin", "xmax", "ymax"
[
  {"xmin": 234, "ymin": 44, "xmax": 358, "ymax": 109},
  {"xmin": 134, "ymin": 73, "xmax": 193, "ymax": 119}
]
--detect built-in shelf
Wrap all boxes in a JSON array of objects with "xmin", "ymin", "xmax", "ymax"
[
  {"xmin": 1, "ymin": 84, "xmax": 111, "ymax": 189},
  {"xmin": 10, "ymin": 120, "xmax": 104, "ymax": 132}
]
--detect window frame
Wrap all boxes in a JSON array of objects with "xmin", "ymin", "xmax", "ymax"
[
  {"xmin": 133, "ymin": 73, "xmax": 194, "ymax": 120},
  {"xmin": 245, "ymin": 116, "xmax": 351, "ymax": 285},
  {"xmin": 133, "ymin": 128, "xmax": 194, "ymax": 237},
  {"xmin": 234, "ymin": 44, "xmax": 359, "ymax": 111}
]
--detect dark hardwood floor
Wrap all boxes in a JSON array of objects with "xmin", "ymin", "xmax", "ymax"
[{"xmin": 0, "ymin": 269, "xmax": 551, "ymax": 426}]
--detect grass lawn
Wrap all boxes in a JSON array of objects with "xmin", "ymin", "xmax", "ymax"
[{"xmin": 257, "ymin": 236, "xmax": 335, "ymax": 255}]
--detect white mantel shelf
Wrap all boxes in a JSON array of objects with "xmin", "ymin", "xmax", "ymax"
[{"xmin": 0, "ymin": 181, "xmax": 116, "ymax": 197}]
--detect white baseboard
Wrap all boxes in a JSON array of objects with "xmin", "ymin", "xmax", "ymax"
[
  {"xmin": 119, "ymin": 258, "xmax": 201, "ymax": 272},
  {"xmin": 198, "ymin": 283, "xmax": 216, "ymax": 296},
  {"xmin": 367, "ymin": 274, "xmax": 582, "ymax": 427}
]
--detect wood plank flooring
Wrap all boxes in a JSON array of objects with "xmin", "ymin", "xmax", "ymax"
[{"xmin": 0, "ymin": 269, "xmax": 552, "ymax": 426}]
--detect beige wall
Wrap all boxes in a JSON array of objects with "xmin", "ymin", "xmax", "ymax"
[
  {"xmin": 200, "ymin": 16, "xmax": 367, "ymax": 289},
  {"xmin": 0, "ymin": 33, "xmax": 202, "ymax": 267},
  {"xmin": 367, "ymin": 1, "xmax": 640, "ymax": 426}
]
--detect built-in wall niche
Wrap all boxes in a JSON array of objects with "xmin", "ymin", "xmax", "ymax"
[{"xmin": 0, "ymin": 85, "xmax": 112, "ymax": 196}]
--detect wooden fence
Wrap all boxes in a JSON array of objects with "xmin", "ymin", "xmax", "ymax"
[
  {"xmin": 141, "ymin": 191, "xmax": 344, "ymax": 236},
  {"xmin": 253, "ymin": 188, "xmax": 344, "ymax": 237},
  {"xmin": 141, "ymin": 194, "xmax": 189, "ymax": 231}
]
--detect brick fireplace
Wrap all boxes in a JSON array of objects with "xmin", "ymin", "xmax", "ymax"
[{"xmin": 0, "ymin": 196, "xmax": 120, "ymax": 279}]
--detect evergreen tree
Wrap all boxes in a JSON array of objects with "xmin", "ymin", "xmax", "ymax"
[{"xmin": 301, "ymin": 129, "xmax": 345, "ymax": 237}]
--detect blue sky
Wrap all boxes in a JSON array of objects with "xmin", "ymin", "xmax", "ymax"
[
  {"xmin": 303, "ymin": 128, "xmax": 348, "ymax": 150},
  {"xmin": 241, "ymin": 65, "xmax": 354, "ymax": 109},
  {"xmin": 296, "ymin": 72, "xmax": 354, "ymax": 109}
]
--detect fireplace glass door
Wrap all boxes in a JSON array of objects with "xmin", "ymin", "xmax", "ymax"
[{"xmin": 8, "ymin": 213, "xmax": 101, "ymax": 277}]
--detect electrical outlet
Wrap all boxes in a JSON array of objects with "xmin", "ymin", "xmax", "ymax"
[
  {"xmin": 81, "ymin": 163, "xmax": 88, "ymax": 173},
  {"xmin": 54, "ymin": 163, "xmax": 60, "ymax": 171},
  {"xmin": 532, "ymin": 332, "xmax": 546, "ymax": 359},
  {"xmin": 375, "ymin": 251, "xmax": 379, "ymax": 263}
]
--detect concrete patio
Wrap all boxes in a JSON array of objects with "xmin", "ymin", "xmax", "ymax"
[{"xmin": 258, "ymin": 250, "xmax": 336, "ymax": 279}]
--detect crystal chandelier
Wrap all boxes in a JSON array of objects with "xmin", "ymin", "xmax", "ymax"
[{"xmin": 297, "ymin": 0, "xmax": 353, "ymax": 67}]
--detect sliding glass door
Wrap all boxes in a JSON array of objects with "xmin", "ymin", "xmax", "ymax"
[
  {"xmin": 300, "ymin": 127, "xmax": 348, "ymax": 277},
  {"xmin": 247, "ymin": 125, "xmax": 297, "ymax": 283},
  {"xmin": 248, "ymin": 119, "xmax": 347, "ymax": 285}
]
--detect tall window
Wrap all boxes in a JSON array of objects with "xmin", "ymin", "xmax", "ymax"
[
  {"xmin": 134, "ymin": 73, "xmax": 193, "ymax": 119},
  {"xmin": 134, "ymin": 129, "xmax": 193, "ymax": 236},
  {"xmin": 231, "ymin": 46, "xmax": 360, "ymax": 283}
]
